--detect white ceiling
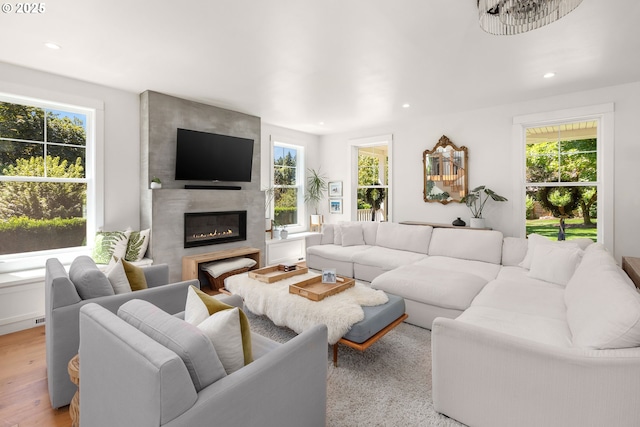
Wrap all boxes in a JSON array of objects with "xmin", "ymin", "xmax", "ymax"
[{"xmin": 0, "ymin": 0, "xmax": 639, "ymax": 135}]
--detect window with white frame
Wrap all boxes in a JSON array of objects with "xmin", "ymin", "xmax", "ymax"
[
  {"xmin": 515, "ymin": 103, "xmax": 614, "ymax": 251},
  {"xmin": 272, "ymin": 142, "xmax": 304, "ymax": 232},
  {"xmin": 0, "ymin": 94, "xmax": 95, "ymax": 259},
  {"xmin": 350, "ymin": 135, "xmax": 391, "ymax": 223}
]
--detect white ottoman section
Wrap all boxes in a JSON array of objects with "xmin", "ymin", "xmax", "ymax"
[{"xmin": 371, "ymin": 264, "xmax": 489, "ymax": 329}]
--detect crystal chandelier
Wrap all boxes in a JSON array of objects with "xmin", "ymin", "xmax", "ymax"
[{"xmin": 477, "ymin": 0, "xmax": 583, "ymax": 35}]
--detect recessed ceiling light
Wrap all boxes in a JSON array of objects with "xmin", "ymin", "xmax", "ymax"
[
  {"xmin": 44, "ymin": 42, "xmax": 61, "ymax": 50},
  {"xmin": 543, "ymin": 72, "xmax": 555, "ymax": 79},
  {"xmin": 318, "ymin": 122, "xmax": 325, "ymax": 125},
  {"xmin": 402, "ymin": 103, "xmax": 411, "ymax": 108}
]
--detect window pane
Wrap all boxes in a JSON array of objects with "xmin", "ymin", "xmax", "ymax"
[
  {"xmin": 46, "ymin": 109, "xmax": 87, "ymax": 145},
  {"xmin": 525, "ymin": 185, "xmax": 597, "ymax": 242},
  {"xmin": 0, "ymin": 181, "xmax": 87, "ymax": 254},
  {"xmin": 526, "ymin": 142, "xmax": 559, "ymax": 183},
  {"xmin": 274, "ymin": 146, "xmax": 297, "ymax": 186},
  {"xmin": 560, "ymin": 152, "xmax": 597, "ymax": 182},
  {"xmin": 274, "ymin": 187, "xmax": 297, "ymax": 226},
  {"xmin": 0, "ymin": 102, "xmax": 44, "ymax": 141},
  {"xmin": 47, "ymin": 146, "xmax": 86, "ymax": 178},
  {"xmin": 0, "ymin": 141, "xmax": 45, "ymax": 177}
]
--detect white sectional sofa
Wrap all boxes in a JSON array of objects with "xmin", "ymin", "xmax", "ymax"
[{"xmin": 306, "ymin": 222, "xmax": 640, "ymax": 426}]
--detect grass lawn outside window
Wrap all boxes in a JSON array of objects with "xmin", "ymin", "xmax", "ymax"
[{"xmin": 526, "ymin": 218, "xmax": 597, "ymax": 241}]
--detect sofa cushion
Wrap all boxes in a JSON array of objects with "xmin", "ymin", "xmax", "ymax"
[
  {"xmin": 457, "ymin": 306, "xmax": 572, "ymax": 347},
  {"xmin": 501, "ymin": 237, "xmax": 529, "ymax": 266},
  {"xmin": 428, "ymin": 228, "xmax": 504, "ymax": 264},
  {"xmin": 69, "ymin": 255, "xmax": 115, "ymax": 300},
  {"xmin": 118, "ymin": 299, "xmax": 227, "ymax": 392},
  {"xmin": 341, "ymin": 223, "xmax": 365, "ymax": 246},
  {"xmin": 376, "ymin": 222, "xmax": 432, "ymax": 254},
  {"xmin": 371, "ymin": 264, "xmax": 487, "ymax": 311},
  {"xmin": 527, "ymin": 244, "xmax": 584, "ymax": 286},
  {"xmin": 352, "ymin": 246, "xmax": 427, "ymax": 271},
  {"xmin": 306, "ymin": 244, "xmax": 372, "ymax": 262},
  {"xmin": 361, "ymin": 222, "xmax": 379, "ymax": 245},
  {"xmin": 413, "ymin": 256, "xmax": 501, "ymax": 282},
  {"xmin": 497, "ymin": 266, "xmax": 569, "ymax": 289},
  {"xmin": 333, "ymin": 224, "xmax": 343, "ymax": 245},
  {"xmin": 565, "ymin": 247, "xmax": 640, "ymax": 349},
  {"xmin": 320, "ymin": 223, "xmax": 334, "ymax": 244},
  {"xmin": 518, "ymin": 233, "xmax": 592, "ymax": 269},
  {"xmin": 470, "ymin": 279, "xmax": 566, "ymax": 321}
]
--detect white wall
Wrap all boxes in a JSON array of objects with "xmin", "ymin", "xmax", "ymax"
[
  {"xmin": 319, "ymin": 81, "xmax": 640, "ymax": 261},
  {"xmin": 0, "ymin": 62, "xmax": 140, "ymax": 334}
]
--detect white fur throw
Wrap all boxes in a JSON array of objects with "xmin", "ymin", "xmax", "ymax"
[{"xmin": 225, "ymin": 272, "xmax": 389, "ymax": 344}]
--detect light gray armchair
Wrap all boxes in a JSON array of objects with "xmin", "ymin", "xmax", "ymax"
[
  {"xmin": 45, "ymin": 256, "xmax": 198, "ymax": 408},
  {"xmin": 78, "ymin": 302, "xmax": 328, "ymax": 427}
]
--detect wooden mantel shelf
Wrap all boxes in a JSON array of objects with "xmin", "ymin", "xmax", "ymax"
[{"xmin": 182, "ymin": 247, "xmax": 261, "ymax": 281}]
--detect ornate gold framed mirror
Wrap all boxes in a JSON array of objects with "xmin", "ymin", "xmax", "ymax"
[{"xmin": 423, "ymin": 135, "xmax": 468, "ymax": 204}]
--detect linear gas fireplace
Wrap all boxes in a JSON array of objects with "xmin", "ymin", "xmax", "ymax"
[{"xmin": 184, "ymin": 210, "xmax": 247, "ymax": 248}]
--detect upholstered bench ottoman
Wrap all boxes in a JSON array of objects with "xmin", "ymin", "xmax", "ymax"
[{"xmin": 333, "ymin": 293, "xmax": 407, "ymax": 366}]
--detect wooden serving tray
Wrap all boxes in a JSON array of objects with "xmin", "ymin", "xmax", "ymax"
[
  {"xmin": 248, "ymin": 263, "xmax": 309, "ymax": 283},
  {"xmin": 289, "ymin": 275, "xmax": 355, "ymax": 301}
]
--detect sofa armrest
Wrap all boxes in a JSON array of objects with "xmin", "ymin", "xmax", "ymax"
[
  {"xmin": 164, "ymin": 324, "xmax": 328, "ymax": 427},
  {"xmin": 143, "ymin": 263, "xmax": 169, "ymax": 287},
  {"xmin": 432, "ymin": 317, "xmax": 640, "ymax": 427},
  {"xmin": 305, "ymin": 233, "xmax": 322, "ymax": 248},
  {"xmin": 215, "ymin": 293, "xmax": 243, "ymax": 309}
]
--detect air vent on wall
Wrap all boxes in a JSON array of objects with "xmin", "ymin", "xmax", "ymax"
[{"xmin": 35, "ymin": 317, "xmax": 45, "ymax": 325}]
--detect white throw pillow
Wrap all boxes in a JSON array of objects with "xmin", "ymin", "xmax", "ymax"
[
  {"xmin": 200, "ymin": 257, "xmax": 256, "ymax": 278},
  {"xmin": 196, "ymin": 307, "xmax": 244, "ymax": 374},
  {"xmin": 320, "ymin": 224, "xmax": 335, "ymax": 244},
  {"xmin": 92, "ymin": 230, "xmax": 131, "ymax": 264},
  {"xmin": 106, "ymin": 258, "xmax": 132, "ymax": 294},
  {"xmin": 333, "ymin": 224, "xmax": 343, "ymax": 245},
  {"xmin": 519, "ymin": 233, "xmax": 579, "ymax": 270},
  {"xmin": 527, "ymin": 244, "xmax": 584, "ymax": 286},
  {"xmin": 125, "ymin": 228, "xmax": 150, "ymax": 262},
  {"xmin": 341, "ymin": 224, "xmax": 365, "ymax": 247},
  {"xmin": 184, "ymin": 286, "xmax": 211, "ymax": 326}
]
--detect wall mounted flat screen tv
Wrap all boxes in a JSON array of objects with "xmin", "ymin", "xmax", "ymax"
[{"xmin": 175, "ymin": 128, "xmax": 254, "ymax": 182}]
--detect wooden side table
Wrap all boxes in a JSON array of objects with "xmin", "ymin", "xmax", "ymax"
[
  {"xmin": 67, "ymin": 354, "xmax": 80, "ymax": 427},
  {"xmin": 622, "ymin": 256, "xmax": 640, "ymax": 290}
]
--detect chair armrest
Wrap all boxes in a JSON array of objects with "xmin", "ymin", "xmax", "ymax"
[
  {"xmin": 164, "ymin": 325, "xmax": 328, "ymax": 427},
  {"xmin": 305, "ymin": 233, "xmax": 322, "ymax": 248},
  {"xmin": 143, "ymin": 263, "xmax": 169, "ymax": 287},
  {"xmin": 432, "ymin": 317, "xmax": 640, "ymax": 427},
  {"xmin": 215, "ymin": 293, "xmax": 243, "ymax": 309}
]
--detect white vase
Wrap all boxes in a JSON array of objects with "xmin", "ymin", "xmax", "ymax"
[
  {"xmin": 280, "ymin": 229, "xmax": 289, "ymax": 239},
  {"xmin": 470, "ymin": 218, "xmax": 486, "ymax": 229},
  {"xmin": 272, "ymin": 228, "xmax": 280, "ymax": 239},
  {"xmin": 150, "ymin": 182, "xmax": 161, "ymax": 189}
]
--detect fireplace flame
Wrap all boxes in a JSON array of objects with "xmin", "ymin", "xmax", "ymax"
[{"xmin": 191, "ymin": 229, "xmax": 234, "ymax": 240}]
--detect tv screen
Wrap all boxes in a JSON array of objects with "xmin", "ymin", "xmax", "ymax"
[{"xmin": 175, "ymin": 128, "xmax": 254, "ymax": 182}]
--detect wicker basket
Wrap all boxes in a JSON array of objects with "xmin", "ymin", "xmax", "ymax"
[{"xmin": 204, "ymin": 267, "xmax": 251, "ymax": 291}]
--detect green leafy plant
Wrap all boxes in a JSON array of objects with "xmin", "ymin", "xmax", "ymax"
[
  {"xmin": 151, "ymin": 177, "xmax": 161, "ymax": 184},
  {"xmin": 461, "ymin": 186, "xmax": 507, "ymax": 218},
  {"xmin": 304, "ymin": 168, "xmax": 327, "ymax": 214}
]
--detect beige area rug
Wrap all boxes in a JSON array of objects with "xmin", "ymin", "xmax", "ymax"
[
  {"xmin": 226, "ymin": 272, "xmax": 388, "ymax": 344},
  {"xmin": 245, "ymin": 309, "xmax": 466, "ymax": 427}
]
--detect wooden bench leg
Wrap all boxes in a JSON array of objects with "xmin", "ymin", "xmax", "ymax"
[{"xmin": 333, "ymin": 343, "xmax": 339, "ymax": 367}]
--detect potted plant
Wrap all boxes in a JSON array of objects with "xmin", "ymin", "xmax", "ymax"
[
  {"xmin": 150, "ymin": 177, "xmax": 162, "ymax": 189},
  {"xmin": 461, "ymin": 185, "xmax": 508, "ymax": 228},
  {"xmin": 305, "ymin": 168, "xmax": 327, "ymax": 229}
]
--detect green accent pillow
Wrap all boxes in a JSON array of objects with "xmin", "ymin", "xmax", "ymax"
[
  {"xmin": 125, "ymin": 229, "xmax": 150, "ymax": 262},
  {"xmin": 122, "ymin": 258, "xmax": 148, "ymax": 291},
  {"xmin": 190, "ymin": 286, "xmax": 253, "ymax": 365},
  {"xmin": 92, "ymin": 230, "xmax": 131, "ymax": 264}
]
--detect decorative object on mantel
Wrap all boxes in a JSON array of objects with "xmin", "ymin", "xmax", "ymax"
[
  {"xmin": 150, "ymin": 177, "xmax": 162, "ymax": 189},
  {"xmin": 423, "ymin": 135, "xmax": 468, "ymax": 205},
  {"xmin": 461, "ymin": 185, "xmax": 508, "ymax": 228},
  {"xmin": 452, "ymin": 217, "xmax": 466, "ymax": 227},
  {"xmin": 477, "ymin": 0, "xmax": 583, "ymax": 35}
]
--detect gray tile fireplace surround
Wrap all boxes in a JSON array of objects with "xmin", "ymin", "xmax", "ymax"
[{"xmin": 140, "ymin": 91, "xmax": 266, "ymax": 283}]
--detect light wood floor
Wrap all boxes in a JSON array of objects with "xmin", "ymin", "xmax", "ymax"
[{"xmin": 0, "ymin": 326, "xmax": 71, "ymax": 427}]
